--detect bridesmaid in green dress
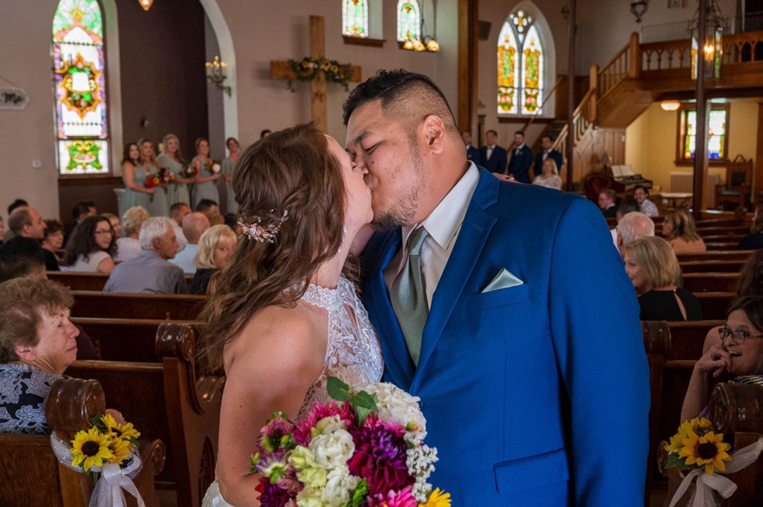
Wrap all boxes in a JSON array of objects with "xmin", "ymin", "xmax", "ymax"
[
  {"xmin": 139, "ymin": 138, "xmax": 169, "ymax": 217},
  {"xmin": 192, "ymin": 138, "xmax": 222, "ymax": 210},
  {"xmin": 120, "ymin": 142, "xmax": 154, "ymax": 218},
  {"xmin": 157, "ymin": 133, "xmax": 193, "ymax": 207},
  {"xmin": 222, "ymin": 137, "xmax": 240, "ymax": 214}
]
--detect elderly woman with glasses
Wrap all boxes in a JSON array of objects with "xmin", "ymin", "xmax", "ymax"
[
  {"xmin": 680, "ymin": 296, "xmax": 763, "ymax": 422},
  {"xmin": 63, "ymin": 215, "xmax": 117, "ymax": 274}
]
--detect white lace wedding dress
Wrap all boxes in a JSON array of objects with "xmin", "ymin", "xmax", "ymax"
[{"xmin": 202, "ymin": 277, "xmax": 384, "ymax": 507}]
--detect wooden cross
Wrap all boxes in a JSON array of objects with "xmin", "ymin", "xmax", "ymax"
[{"xmin": 270, "ymin": 15, "xmax": 362, "ymax": 133}]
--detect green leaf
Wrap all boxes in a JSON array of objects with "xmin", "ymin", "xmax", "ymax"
[
  {"xmin": 349, "ymin": 391, "xmax": 379, "ymax": 412},
  {"xmin": 351, "ymin": 479, "xmax": 370, "ymax": 507},
  {"xmin": 327, "ymin": 377, "xmax": 351, "ymax": 402},
  {"xmin": 666, "ymin": 453, "xmax": 698, "ymax": 472},
  {"xmin": 356, "ymin": 406, "xmax": 372, "ymax": 427}
]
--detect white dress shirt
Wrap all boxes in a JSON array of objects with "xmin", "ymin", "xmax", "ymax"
[
  {"xmin": 384, "ymin": 162, "xmax": 481, "ymax": 309},
  {"xmin": 639, "ymin": 199, "xmax": 659, "ymax": 218},
  {"xmin": 486, "ymin": 144, "xmax": 496, "ymax": 161},
  {"xmin": 170, "ymin": 243, "xmax": 198, "ymax": 274}
]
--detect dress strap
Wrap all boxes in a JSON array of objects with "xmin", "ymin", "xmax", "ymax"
[{"xmin": 300, "ymin": 283, "xmax": 342, "ymax": 312}]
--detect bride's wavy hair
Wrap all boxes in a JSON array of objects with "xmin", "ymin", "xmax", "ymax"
[{"xmin": 197, "ymin": 123, "xmax": 348, "ymax": 371}]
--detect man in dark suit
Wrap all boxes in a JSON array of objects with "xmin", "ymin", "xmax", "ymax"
[
  {"xmin": 479, "ymin": 130, "xmax": 508, "ymax": 174},
  {"xmin": 63, "ymin": 201, "xmax": 96, "ymax": 247},
  {"xmin": 598, "ymin": 189, "xmax": 618, "ymax": 218},
  {"xmin": 534, "ymin": 135, "xmax": 564, "ymax": 179},
  {"xmin": 507, "ymin": 130, "xmax": 534, "ymax": 184},
  {"xmin": 462, "ymin": 131, "xmax": 480, "ymax": 164}
]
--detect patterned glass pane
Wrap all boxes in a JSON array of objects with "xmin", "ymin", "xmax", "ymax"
[
  {"xmin": 53, "ymin": 0, "xmax": 109, "ymax": 175},
  {"xmin": 58, "ymin": 140, "xmax": 109, "ymax": 175},
  {"xmin": 522, "ymin": 25, "xmax": 543, "ymax": 114},
  {"xmin": 497, "ymin": 21, "xmax": 518, "ymax": 114},
  {"xmin": 708, "ymin": 110, "xmax": 726, "ymax": 159},
  {"xmin": 343, "ymin": 0, "xmax": 368, "ymax": 38},
  {"xmin": 684, "ymin": 110, "xmax": 697, "ymax": 159},
  {"xmin": 397, "ymin": 0, "xmax": 421, "ymax": 41}
]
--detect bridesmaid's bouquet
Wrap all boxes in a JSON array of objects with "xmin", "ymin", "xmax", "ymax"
[
  {"xmin": 180, "ymin": 164, "xmax": 198, "ymax": 179},
  {"xmin": 251, "ymin": 378, "xmax": 450, "ymax": 507},
  {"xmin": 205, "ymin": 160, "xmax": 221, "ymax": 175},
  {"xmin": 158, "ymin": 168, "xmax": 175, "ymax": 194},
  {"xmin": 144, "ymin": 172, "xmax": 160, "ymax": 202}
]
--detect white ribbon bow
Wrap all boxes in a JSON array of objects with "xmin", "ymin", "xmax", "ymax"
[
  {"xmin": 50, "ymin": 431, "xmax": 146, "ymax": 507},
  {"xmin": 669, "ymin": 437, "xmax": 763, "ymax": 507}
]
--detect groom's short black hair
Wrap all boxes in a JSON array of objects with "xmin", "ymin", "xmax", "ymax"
[{"xmin": 342, "ymin": 70, "xmax": 458, "ymax": 136}]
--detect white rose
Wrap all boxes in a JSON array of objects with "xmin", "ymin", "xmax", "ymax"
[
  {"xmin": 322, "ymin": 466, "xmax": 360, "ymax": 507},
  {"xmin": 212, "ymin": 163, "xmax": 221, "ymax": 173},
  {"xmin": 356, "ymin": 382, "xmax": 426, "ymax": 431},
  {"xmin": 309, "ymin": 427, "xmax": 355, "ymax": 469}
]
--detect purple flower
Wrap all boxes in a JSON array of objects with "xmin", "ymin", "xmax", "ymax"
[
  {"xmin": 255, "ymin": 477, "xmax": 293, "ymax": 507},
  {"xmin": 348, "ymin": 416, "xmax": 414, "ymax": 496},
  {"xmin": 260, "ymin": 415, "xmax": 296, "ymax": 454},
  {"xmin": 368, "ymin": 486, "xmax": 418, "ymax": 507}
]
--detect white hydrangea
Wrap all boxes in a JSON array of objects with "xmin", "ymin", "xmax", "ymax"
[
  {"xmin": 321, "ymin": 466, "xmax": 361, "ymax": 507},
  {"xmin": 355, "ymin": 382, "xmax": 426, "ymax": 431},
  {"xmin": 309, "ymin": 416, "xmax": 355, "ymax": 470},
  {"xmin": 406, "ymin": 444, "xmax": 439, "ymax": 503}
]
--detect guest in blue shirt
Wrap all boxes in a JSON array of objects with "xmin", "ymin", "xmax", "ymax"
[
  {"xmin": 534, "ymin": 135, "xmax": 564, "ymax": 180},
  {"xmin": 462, "ymin": 131, "xmax": 480, "ymax": 164},
  {"xmin": 479, "ymin": 130, "xmax": 508, "ymax": 174},
  {"xmin": 507, "ymin": 130, "xmax": 534, "ymax": 184}
]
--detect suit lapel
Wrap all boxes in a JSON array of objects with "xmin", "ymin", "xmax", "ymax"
[
  {"xmin": 413, "ymin": 169, "xmax": 500, "ymax": 388},
  {"xmin": 370, "ymin": 232, "xmax": 415, "ymax": 387}
]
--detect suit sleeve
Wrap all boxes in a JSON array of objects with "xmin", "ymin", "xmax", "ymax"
[
  {"xmin": 173, "ymin": 269, "xmax": 189, "ymax": 294},
  {"xmin": 548, "ymin": 198, "xmax": 650, "ymax": 507}
]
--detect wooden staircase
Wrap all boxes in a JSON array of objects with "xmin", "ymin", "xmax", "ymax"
[{"xmin": 553, "ymin": 30, "xmax": 763, "ymax": 185}]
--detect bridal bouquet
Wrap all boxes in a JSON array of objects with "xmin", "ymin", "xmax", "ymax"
[{"xmin": 250, "ymin": 377, "xmax": 450, "ymax": 507}]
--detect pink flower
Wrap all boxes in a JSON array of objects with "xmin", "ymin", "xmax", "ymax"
[
  {"xmin": 294, "ymin": 401, "xmax": 355, "ymax": 446},
  {"xmin": 368, "ymin": 486, "xmax": 418, "ymax": 507},
  {"xmin": 349, "ymin": 417, "xmax": 413, "ymax": 496}
]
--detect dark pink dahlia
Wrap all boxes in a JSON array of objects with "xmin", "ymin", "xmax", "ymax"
[
  {"xmin": 348, "ymin": 416, "xmax": 414, "ymax": 496},
  {"xmin": 294, "ymin": 400, "xmax": 355, "ymax": 446},
  {"xmin": 255, "ymin": 477, "xmax": 293, "ymax": 507}
]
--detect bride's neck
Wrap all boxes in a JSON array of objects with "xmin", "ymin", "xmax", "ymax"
[{"xmin": 310, "ymin": 227, "xmax": 355, "ymax": 289}]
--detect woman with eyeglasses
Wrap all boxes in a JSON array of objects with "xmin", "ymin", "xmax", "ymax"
[
  {"xmin": 63, "ymin": 215, "xmax": 117, "ymax": 274},
  {"xmin": 681, "ymin": 297, "xmax": 763, "ymax": 422}
]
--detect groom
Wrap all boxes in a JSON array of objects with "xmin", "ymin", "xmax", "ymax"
[{"xmin": 344, "ymin": 71, "xmax": 650, "ymax": 506}]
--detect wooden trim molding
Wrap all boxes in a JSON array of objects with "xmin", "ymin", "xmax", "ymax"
[
  {"xmin": 457, "ymin": 0, "xmax": 478, "ymax": 134},
  {"xmin": 498, "ymin": 116, "xmax": 555, "ymax": 125},
  {"xmin": 58, "ymin": 176, "xmax": 123, "ymax": 186},
  {"xmin": 343, "ymin": 36, "xmax": 385, "ymax": 48}
]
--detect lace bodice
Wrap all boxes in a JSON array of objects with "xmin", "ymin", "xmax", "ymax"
[{"xmin": 296, "ymin": 277, "xmax": 384, "ymax": 419}]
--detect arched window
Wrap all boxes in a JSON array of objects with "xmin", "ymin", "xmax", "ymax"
[
  {"xmin": 497, "ymin": 9, "xmax": 546, "ymax": 115},
  {"xmin": 343, "ymin": 0, "xmax": 369, "ymax": 38},
  {"xmin": 397, "ymin": 0, "xmax": 421, "ymax": 42},
  {"xmin": 53, "ymin": 0, "xmax": 110, "ymax": 175}
]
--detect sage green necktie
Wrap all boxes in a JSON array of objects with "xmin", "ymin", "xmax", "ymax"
[{"xmin": 390, "ymin": 226, "xmax": 429, "ymax": 366}]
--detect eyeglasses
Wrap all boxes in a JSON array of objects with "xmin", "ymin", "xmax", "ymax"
[
  {"xmin": 718, "ymin": 327, "xmax": 763, "ymax": 345},
  {"xmin": 94, "ymin": 230, "xmax": 113, "ymax": 236}
]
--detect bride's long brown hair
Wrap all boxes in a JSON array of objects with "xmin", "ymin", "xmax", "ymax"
[{"xmin": 197, "ymin": 123, "xmax": 347, "ymax": 371}]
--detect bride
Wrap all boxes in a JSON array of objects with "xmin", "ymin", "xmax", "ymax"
[{"xmin": 199, "ymin": 124, "xmax": 383, "ymax": 507}]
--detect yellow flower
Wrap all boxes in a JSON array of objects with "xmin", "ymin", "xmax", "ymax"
[
  {"xmin": 419, "ymin": 489, "xmax": 451, "ymax": 507},
  {"xmin": 679, "ymin": 430, "xmax": 732, "ymax": 475},
  {"xmin": 667, "ymin": 420, "xmax": 697, "ymax": 452},
  {"xmin": 102, "ymin": 414, "xmax": 141, "ymax": 452},
  {"xmin": 107, "ymin": 437, "xmax": 131, "ymax": 464},
  {"xmin": 70, "ymin": 427, "xmax": 113, "ymax": 471},
  {"xmin": 331, "ymin": 65, "xmax": 338, "ymax": 72}
]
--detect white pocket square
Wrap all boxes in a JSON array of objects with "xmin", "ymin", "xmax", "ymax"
[{"xmin": 481, "ymin": 268, "xmax": 524, "ymax": 293}]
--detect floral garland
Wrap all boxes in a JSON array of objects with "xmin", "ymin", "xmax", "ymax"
[{"xmin": 287, "ymin": 57, "xmax": 353, "ymax": 92}]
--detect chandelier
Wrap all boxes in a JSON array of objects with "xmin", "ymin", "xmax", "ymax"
[{"xmin": 689, "ymin": 0, "xmax": 725, "ymax": 80}]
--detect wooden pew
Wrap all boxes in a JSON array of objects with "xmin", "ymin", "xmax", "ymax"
[
  {"xmin": 642, "ymin": 321, "xmax": 671, "ymax": 504},
  {"xmin": 695, "ymin": 292, "xmax": 734, "ymax": 320},
  {"xmin": 665, "ymin": 320, "xmax": 724, "ymax": 360},
  {"xmin": 679, "ymin": 260, "xmax": 746, "ymax": 273},
  {"xmin": 701, "ymin": 234, "xmax": 747, "ymax": 243},
  {"xmin": 682, "ymin": 273, "xmax": 739, "ymax": 293},
  {"xmin": 697, "ymin": 226, "xmax": 751, "ymax": 237},
  {"xmin": 706, "ymin": 242, "xmax": 741, "ymax": 251},
  {"xmin": 695, "ymin": 217, "xmax": 745, "ymax": 229},
  {"xmin": 677, "ymin": 250, "xmax": 753, "ymax": 262},
  {"xmin": 66, "ymin": 323, "xmax": 224, "ymax": 507},
  {"xmin": 70, "ymin": 291, "xmax": 205, "ymax": 320},
  {"xmin": 48, "ymin": 272, "xmax": 194, "ymax": 292},
  {"xmin": 0, "ymin": 378, "xmax": 165, "ymax": 507}
]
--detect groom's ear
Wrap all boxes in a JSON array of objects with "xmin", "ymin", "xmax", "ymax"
[{"xmin": 421, "ymin": 114, "xmax": 446, "ymax": 155}]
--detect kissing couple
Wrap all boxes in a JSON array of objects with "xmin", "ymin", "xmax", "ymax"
[{"xmin": 200, "ymin": 70, "xmax": 650, "ymax": 507}]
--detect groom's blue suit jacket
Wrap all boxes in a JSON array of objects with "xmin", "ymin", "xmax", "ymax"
[{"xmin": 361, "ymin": 167, "xmax": 650, "ymax": 507}]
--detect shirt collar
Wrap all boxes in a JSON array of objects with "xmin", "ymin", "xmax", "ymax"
[
  {"xmin": 488, "ymin": 144, "xmax": 496, "ymax": 150},
  {"xmin": 401, "ymin": 162, "xmax": 481, "ymax": 250},
  {"xmin": 516, "ymin": 143, "xmax": 526, "ymax": 151}
]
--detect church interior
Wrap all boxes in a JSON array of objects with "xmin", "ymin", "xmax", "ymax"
[{"xmin": 1, "ymin": 0, "xmax": 763, "ymax": 505}]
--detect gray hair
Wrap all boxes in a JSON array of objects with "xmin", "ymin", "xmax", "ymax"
[
  {"xmin": 618, "ymin": 212, "xmax": 655, "ymax": 245},
  {"xmin": 139, "ymin": 217, "xmax": 174, "ymax": 250}
]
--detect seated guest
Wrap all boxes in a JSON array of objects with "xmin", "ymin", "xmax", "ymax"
[
  {"xmin": 661, "ymin": 208, "xmax": 707, "ymax": 254},
  {"xmin": 598, "ymin": 189, "xmax": 618, "ymax": 218},
  {"xmin": 0, "ymin": 278, "xmax": 113, "ymax": 434},
  {"xmin": 170, "ymin": 202, "xmax": 191, "ymax": 252},
  {"xmin": 195, "ymin": 198, "xmax": 218, "ymax": 214},
  {"xmin": 681, "ymin": 296, "xmax": 763, "ymax": 422},
  {"xmin": 533, "ymin": 135, "xmax": 563, "ymax": 180},
  {"xmin": 623, "ymin": 236, "xmax": 703, "ymax": 321},
  {"xmin": 0, "ymin": 207, "xmax": 58, "ymax": 271},
  {"xmin": 190, "ymin": 224, "xmax": 237, "ymax": 295},
  {"xmin": 41, "ymin": 219, "xmax": 64, "ymax": 257},
  {"xmin": 462, "ymin": 131, "xmax": 480, "ymax": 164},
  {"xmin": 479, "ymin": 130, "xmax": 508, "ymax": 175},
  {"xmin": 507, "ymin": 131, "xmax": 534, "ymax": 184},
  {"xmin": 633, "ymin": 185, "xmax": 658, "ymax": 217},
  {"xmin": 114, "ymin": 206, "xmax": 149, "ymax": 263},
  {"xmin": 616, "ymin": 212, "xmax": 654, "ymax": 257},
  {"xmin": 738, "ymin": 204, "xmax": 763, "ymax": 251},
  {"xmin": 531, "ymin": 158, "xmax": 563, "ymax": 190},
  {"xmin": 3, "ymin": 199, "xmax": 29, "ymax": 242},
  {"xmin": 63, "ymin": 201, "xmax": 96, "ymax": 247},
  {"xmin": 104, "ymin": 217, "xmax": 187, "ymax": 294},
  {"xmin": 223, "ymin": 213, "xmax": 240, "ymax": 236},
  {"xmin": 0, "ymin": 256, "xmax": 99, "ymax": 360},
  {"xmin": 64, "ymin": 216, "xmax": 116, "ymax": 274},
  {"xmin": 611, "ymin": 198, "xmax": 640, "ymax": 246},
  {"xmin": 205, "ymin": 212, "xmax": 225, "ymax": 227},
  {"xmin": 170, "ymin": 212, "xmax": 211, "ymax": 274},
  {"xmin": 102, "ymin": 212, "xmax": 122, "ymax": 239}
]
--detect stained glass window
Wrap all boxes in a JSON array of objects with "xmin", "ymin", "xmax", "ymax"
[
  {"xmin": 680, "ymin": 106, "xmax": 729, "ymax": 161},
  {"xmin": 497, "ymin": 10, "xmax": 545, "ymax": 115},
  {"xmin": 53, "ymin": 0, "xmax": 109, "ymax": 175},
  {"xmin": 343, "ymin": 0, "xmax": 368, "ymax": 38},
  {"xmin": 397, "ymin": 0, "xmax": 421, "ymax": 42}
]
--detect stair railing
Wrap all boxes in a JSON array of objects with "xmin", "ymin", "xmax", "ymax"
[
  {"xmin": 552, "ymin": 86, "xmax": 596, "ymax": 162},
  {"xmin": 597, "ymin": 32, "xmax": 640, "ymax": 100},
  {"xmin": 521, "ymin": 75, "xmax": 564, "ymax": 132}
]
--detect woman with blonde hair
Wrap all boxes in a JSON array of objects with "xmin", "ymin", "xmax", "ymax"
[
  {"xmin": 189, "ymin": 224, "xmax": 237, "ymax": 295},
  {"xmin": 114, "ymin": 206, "xmax": 150, "ymax": 263},
  {"xmin": 532, "ymin": 158, "xmax": 563, "ymax": 190},
  {"xmin": 157, "ymin": 133, "xmax": 193, "ymax": 207},
  {"xmin": 623, "ymin": 236, "xmax": 703, "ymax": 321},
  {"xmin": 661, "ymin": 208, "xmax": 706, "ymax": 254},
  {"xmin": 139, "ymin": 138, "xmax": 169, "ymax": 217}
]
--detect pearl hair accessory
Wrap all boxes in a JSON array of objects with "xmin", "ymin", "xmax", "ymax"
[{"xmin": 238, "ymin": 209, "xmax": 289, "ymax": 243}]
